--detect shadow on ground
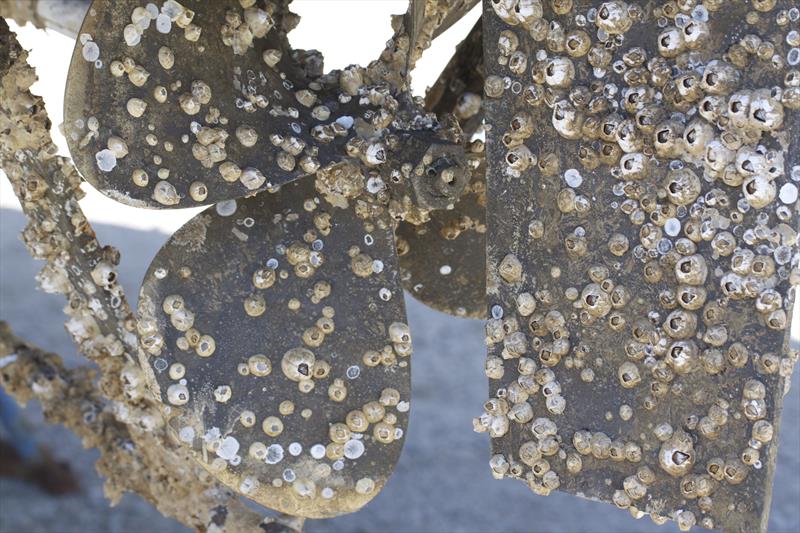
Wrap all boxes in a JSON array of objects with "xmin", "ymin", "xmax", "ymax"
[{"xmin": 1, "ymin": 207, "xmax": 798, "ymax": 533}]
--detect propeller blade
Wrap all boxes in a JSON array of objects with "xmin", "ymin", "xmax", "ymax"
[
  {"xmin": 390, "ymin": 0, "xmax": 481, "ymax": 82},
  {"xmin": 136, "ymin": 175, "xmax": 411, "ymax": 518},
  {"xmin": 432, "ymin": 0, "xmax": 480, "ymax": 41},
  {"xmin": 65, "ymin": 0, "xmax": 372, "ymax": 208},
  {"xmin": 480, "ymin": 1, "xmax": 798, "ymax": 532},
  {"xmin": 397, "ymin": 19, "xmax": 487, "ymax": 318}
]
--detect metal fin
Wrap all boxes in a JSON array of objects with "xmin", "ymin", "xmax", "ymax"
[
  {"xmin": 395, "ymin": 0, "xmax": 481, "ymax": 78},
  {"xmin": 480, "ymin": 1, "xmax": 799, "ymax": 532}
]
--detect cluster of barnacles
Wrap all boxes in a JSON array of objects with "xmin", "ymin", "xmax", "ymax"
[{"xmin": 0, "ymin": 1, "xmax": 798, "ymax": 533}]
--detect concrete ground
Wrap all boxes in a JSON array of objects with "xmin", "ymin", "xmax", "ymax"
[{"xmin": 0, "ymin": 206, "xmax": 798, "ymax": 533}]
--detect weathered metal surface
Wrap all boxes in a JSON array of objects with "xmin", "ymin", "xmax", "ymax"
[
  {"xmin": 479, "ymin": 1, "xmax": 799, "ymax": 532},
  {"xmin": 65, "ymin": 0, "xmax": 321, "ymax": 208},
  {"xmin": 63, "ymin": 0, "xmax": 468, "ymax": 214},
  {"xmin": 137, "ymin": 175, "xmax": 411, "ymax": 518},
  {"xmin": 397, "ymin": 20, "xmax": 487, "ymax": 318}
]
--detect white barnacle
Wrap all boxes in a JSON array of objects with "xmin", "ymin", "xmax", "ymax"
[
  {"xmin": 288, "ymin": 442, "xmax": 302, "ymax": 456},
  {"xmin": 282, "ymin": 348, "xmax": 315, "ymax": 381},
  {"xmin": 344, "ymin": 439, "xmax": 365, "ymax": 459},
  {"xmin": 156, "ymin": 13, "xmax": 172, "ymax": 33},
  {"xmin": 236, "ymin": 125, "xmax": 259, "ymax": 147},
  {"xmin": 213, "ymin": 385, "xmax": 232, "ymax": 403},
  {"xmin": 153, "ymin": 181, "xmax": 180, "ymax": 206},
  {"xmin": 123, "ymin": 24, "xmax": 142, "ymax": 46},
  {"xmin": 95, "ymin": 149, "xmax": 117, "ymax": 172},
  {"xmin": 247, "ymin": 6, "xmax": 274, "ymax": 35},
  {"xmin": 564, "ymin": 168, "xmax": 583, "ymax": 188},
  {"xmin": 179, "ymin": 94, "xmax": 201, "ymax": 115},
  {"xmin": 240, "ymin": 167, "xmax": 266, "ymax": 190},
  {"xmin": 126, "ymin": 98, "xmax": 147, "ymax": 117},
  {"xmin": 178, "ymin": 426, "xmax": 195, "ymax": 443},
  {"xmin": 107, "ymin": 136, "xmax": 129, "ymax": 158},
  {"xmin": 779, "ymin": 183, "xmax": 798, "ymax": 204},
  {"xmin": 166, "ymin": 383, "xmax": 189, "ymax": 405},
  {"xmin": 310, "ymin": 444, "xmax": 326, "ymax": 459},
  {"xmin": 216, "ymin": 436, "xmax": 240, "ymax": 460},
  {"xmin": 355, "ymin": 477, "xmax": 375, "ymax": 494},
  {"xmin": 265, "ymin": 444, "xmax": 284, "ymax": 464},
  {"xmin": 262, "ymin": 49, "xmax": 282, "ymax": 67},
  {"xmin": 216, "ymin": 199, "xmax": 237, "ymax": 216},
  {"xmin": 82, "ymin": 41, "xmax": 100, "ymax": 62},
  {"xmin": 158, "ymin": 46, "xmax": 175, "ymax": 69}
]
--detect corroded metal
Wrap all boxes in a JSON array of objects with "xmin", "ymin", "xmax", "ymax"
[
  {"xmin": 137, "ymin": 176, "xmax": 411, "ymax": 518},
  {"xmin": 480, "ymin": 1, "xmax": 798, "ymax": 533},
  {"xmin": 397, "ymin": 20, "xmax": 487, "ymax": 318}
]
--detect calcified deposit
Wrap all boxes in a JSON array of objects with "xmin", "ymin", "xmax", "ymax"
[{"xmin": 0, "ymin": 1, "xmax": 798, "ymax": 532}]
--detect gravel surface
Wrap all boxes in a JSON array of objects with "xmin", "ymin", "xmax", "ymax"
[{"xmin": 1, "ymin": 206, "xmax": 798, "ymax": 533}]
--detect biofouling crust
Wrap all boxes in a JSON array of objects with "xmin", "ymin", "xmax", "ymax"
[{"xmin": 64, "ymin": 0, "xmax": 469, "ymax": 215}]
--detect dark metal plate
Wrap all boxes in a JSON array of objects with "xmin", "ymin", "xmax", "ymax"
[
  {"xmin": 136, "ymin": 175, "xmax": 411, "ymax": 518},
  {"xmin": 480, "ymin": 1, "xmax": 799, "ymax": 532}
]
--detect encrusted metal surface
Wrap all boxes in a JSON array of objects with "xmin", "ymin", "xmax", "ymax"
[
  {"xmin": 479, "ymin": 1, "xmax": 799, "ymax": 532},
  {"xmin": 397, "ymin": 20, "xmax": 488, "ymax": 318},
  {"xmin": 44, "ymin": 0, "xmax": 800, "ymax": 529},
  {"xmin": 432, "ymin": 0, "xmax": 481, "ymax": 41},
  {"xmin": 402, "ymin": 0, "xmax": 481, "ymax": 74},
  {"xmin": 137, "ymin": 176, "xmax": 411, "ymax": 518},
  {"xmin": 60, "ymin": 0, "xmax": 480, "ymax": 522}
]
